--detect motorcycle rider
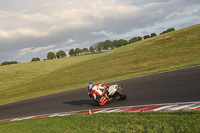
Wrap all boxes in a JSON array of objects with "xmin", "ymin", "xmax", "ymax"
[{"xmin": 88, "ymin": 82, "xmax": 110, "ymax": 106}]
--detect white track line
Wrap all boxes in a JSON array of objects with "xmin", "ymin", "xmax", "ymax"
[{"xmin": 1, "ymin": 101, "xmax": 200, "ymax": 122}]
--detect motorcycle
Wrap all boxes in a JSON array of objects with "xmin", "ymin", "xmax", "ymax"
[{"xmin": 88, "ymin": 84, "xmax": 126, "ymax": 105}]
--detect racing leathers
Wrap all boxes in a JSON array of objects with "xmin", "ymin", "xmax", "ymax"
[{"xmin": 88, "ymin": 84, "xmax": 110, "ymax": 106}]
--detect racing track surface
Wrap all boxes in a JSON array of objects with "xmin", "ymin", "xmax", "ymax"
[{"xmin": 0, "ymin": 65, "xmax": 200, "ymax": 120}]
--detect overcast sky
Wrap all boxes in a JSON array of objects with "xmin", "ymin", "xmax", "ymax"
[{"xmin": 0, "ymin": 0, "xmax": 200, "ymax": 63}]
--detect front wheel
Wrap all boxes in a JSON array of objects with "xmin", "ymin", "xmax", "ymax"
[{"xmin": 117, "ymin": 91, "xmax": 126, "ymax": 100}]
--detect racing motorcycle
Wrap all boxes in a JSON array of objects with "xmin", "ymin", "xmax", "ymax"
[{"xmin": 88, "ymin": 84, "xmax": 126, "ymax": 105}]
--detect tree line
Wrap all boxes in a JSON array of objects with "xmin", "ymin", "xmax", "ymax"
[
  {"xmin": 1, "ymin": 61, "xmax": 18, "ymax": 66},
  {"xmin": 68, "ymin": 28, "xmax": 175, "ymax": 57},
  {"xmin": 31, "ymin": 50, "xmax": 67, "ymax": 62},
  {"xmin": 1, "ymin": 28, "xmax": 175, "ymax": 65}
]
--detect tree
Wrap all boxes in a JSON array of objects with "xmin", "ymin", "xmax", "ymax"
[
  {"xmin": 166, "ymin": 28, "xmax": 175, "ymax": 32},
  {"xmin": 151, "ymin": 33, "xmax": 157, "ymax": 37},
  {"xmin": 108, "ymin": 41, "xmax": 115, "ymax": 50},
  {"xmin": 129, "ymin": 36, "xmax": 142, "ymax": 44},
  {"xmin": 96, "ymin": 42, "xmax": 103, "ymax": 52},
  {"xmin": 59, "ymin": 50, "xmax": 67, "ymax": 58},
  {"xmin": 160, "ymin": 31, "xmax": 167, "ymax": 35},
  {"xmin": 93, "ymin": 44, "xmax": 98, "ymax": 52},
  {"xmin": 56, "ymin": 50, "xmax": 66, "ymax": 58},
  {"xmin": 56, "ymin": 52, "xmax": 61, "ymax": 59},
  {"xmin": 69, "ymin": 49, "xmax": 75, "ymax": 57},
  {"xmin": 89, "ymin": 46, "xmax": 95, "ymax": 53},
  {"xmin": 116, "ymin": 39, "xmax": 128, "ymax": 47},
  {"xmin": 103, "ymin": 40, "xmax": 111, "ymax": 50},
  {"xmin": 75, "ymin": 48, "xmax": 82, "ymax": 55},
  {"xmin": 31, "ymin": 57, "xmax": 40, "ymax": 62},
  {"xmin": 160, "ymin": 28, "xmax": 175, "ymax": 35},
  {"xmin": 138, "ymin": 36, "xmax": 143, "ymax": 41},
  {"xmin": 47, "ymin": 52, "xmax": 56, "ymax": 60},
  {"xmin": 112, "ymin": 40, "xmax": 118, "ymax": 48},
  {"xmin": 82, "ymin": 48, "xmax": 89, "ymax": 54},
  {"xmin": 143, "ymin": 35, "xmax": 151, "ymax": 39}
]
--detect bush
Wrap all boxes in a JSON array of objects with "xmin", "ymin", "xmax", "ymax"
[
  {"xmin": 31, "ymin": 57, "xmax": 40, "ymax": 62},
  {"xmin": 1, "ymin": 61, "xmax": 18, "ymax": 66},
  {"xmin": 160, "ymin": 28, "xmax": 175, "ymax": 35},
  {"xmin": 143, "ymin": 35, "xmax": 151, "ymax": 39}
]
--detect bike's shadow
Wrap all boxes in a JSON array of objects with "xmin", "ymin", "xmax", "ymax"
[{"xmin": 63, "ymin": 99, "xmax": 99, "ymax": 106}]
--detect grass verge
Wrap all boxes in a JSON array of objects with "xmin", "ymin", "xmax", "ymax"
[{"xmin": 0, "ymin": 111, "xmax": 200, "ymax": 133}]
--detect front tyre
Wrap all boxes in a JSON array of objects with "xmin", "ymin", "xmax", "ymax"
[{"xmin": 117, "ymin": 91, "xmax": 126, "ymax": 100}]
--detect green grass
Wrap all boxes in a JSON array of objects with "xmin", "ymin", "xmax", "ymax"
[
  {"xmin": 0, "ymin": 111, "xmax": 200, "ymax": 133},
  {"xmin": 0, "ymin": 24, "xmax": 200, "ymax": 105}
]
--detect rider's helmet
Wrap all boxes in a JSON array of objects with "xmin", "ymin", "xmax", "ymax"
[
  {"xmin": 88, "ymin": 82, "xmax": 94, "ymax": 90},
  {"xmin": 88, "ymin": 82, "xmax": 94, "ymax": 98}
]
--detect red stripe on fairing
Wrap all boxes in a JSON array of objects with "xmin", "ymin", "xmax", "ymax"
[
  {"xmin": 91, "ymin": 89, "xmax": 100, "ymax": 96},
  {"xmin": 94, "ymin": 91, "xmax": 100, "ymax": 95},
  {"xmin": 100, "ymin": 96, "xmax": 105, "ymax": 103},
  {"xmin": 101, "ymin": 85, "xmax": 109, "ymax": 96},
  {"xmin": 101, "ymin": 88, "xmax": 105, "ymax": 96},
  {"xmin": 31, "ymin": 114, "xmax": 51, "ymax": 119},
  {"xmin": 120, "ymin": 105, "xmax": 165, "ymax": 112},
  {"xmin": 195, "ymin": 107, "xmax": 200, "ymax": 110},
  {"xmin": 99, "ymin": 96, "xmax": 109, "ymax": 106}
]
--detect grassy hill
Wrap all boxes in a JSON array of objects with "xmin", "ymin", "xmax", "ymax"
[{"xmin": 0, "ymin": 24, "xmax": 200, "ymax": 105}]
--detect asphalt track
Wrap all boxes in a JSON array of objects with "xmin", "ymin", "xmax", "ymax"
[{"xmin": 0, "ymin": 65, "xmax": 200, "ymax": 120}]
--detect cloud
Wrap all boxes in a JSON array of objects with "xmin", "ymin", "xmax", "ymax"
[
  {"xmin": 165, "ymin": 9, "xmax": 200, "ymax": 20},
  {"xmin": 0, "ymin": 0, "xmax": 200, "ymax": 62},
  {"xmin": 18, "ymin": 45, "xmax": 55, "ymax": 55},
  {"xmin": 66, "ymin": 39, "xmax": 75, "ymax": 43},
  {"xmin": 0, "ymin": 0, "xmax": 198, "ymax": 38},
  {"xmin": 0, "ymin": 0, "xmax": 162, "ymax": 38},
  {"xmin": 0, "ymin": 28, "xmax": 49, "ymax": 38}
]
